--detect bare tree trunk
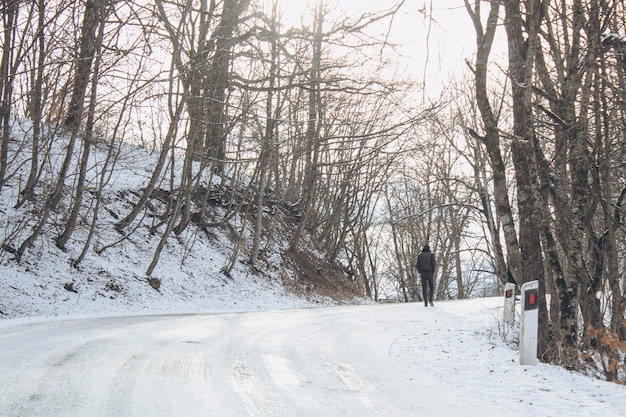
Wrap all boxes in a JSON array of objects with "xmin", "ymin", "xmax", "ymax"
[
  {"xmin": 363, "ymin": 229, "xmax": 376, "ymax": 300},
  {"xmin": 18, "ymin": 0, "xmax": 45, "ymax": 205},
  {"xmin": 502, "ymin": 0, "xmax": 551, "ymax": 362},
  {"xmin": 290, "ymin": 1, "xmax": 324, "ymax": 251},
  {"xmin": 57, "ymin": 0, "xmax": 110, "ymax": 251},
  {"xmin": 472, "ymin": 136, "xmax": 507, "ymax": 285},
  {"xmin": 250, "ymin": 2, "xmax": 280, "ymax": 267},
  {"xmin": 16, "ymin": 0, "xmax": 104, "ymax": 261},
  {"xmin": 115, "ymin": 100, "xmax": 184, "ymax": 232},
  {"xmin": 73, "ymin": 111, "xmax": 125, "ymax": 268},
  {"xmin": 0, "ymin": 0, "xmax": 19, "ymax": 190},
  {"xmin": 609, "ymin": 185, "xmax": 626, "ymax": 338},
  {"xmin": 465, "ymin": 0, "xmax": 525, "ymax": 288},
  {"xmin": 386, "ymin": 187, "xmax": 412, "ymax": 302},
  {"xmin": 452, "ymin": 215, "xmax": 465, "ymax": 299},
  {"xmin": 203, "ymin": 0, "xmax": 252, "ymax": 169},
  {"xmin": 145, "ymin": 155, "xmax": 190, "ymax": 276}
]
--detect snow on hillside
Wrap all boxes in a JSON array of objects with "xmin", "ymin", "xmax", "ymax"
[{"xmin": 0, "ymin": 118, "xmax": 361, "ymax": 320}]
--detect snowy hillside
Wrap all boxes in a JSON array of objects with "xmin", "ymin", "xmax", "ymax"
[{"xmin": 0, "ymin": 119, "xmax": 364, "ymax": 320}]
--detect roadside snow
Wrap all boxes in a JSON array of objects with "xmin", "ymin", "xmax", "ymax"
[
  {"xmin": 0, "ymin": 298, "xmax": 624, "ymax": 417},
  {"xmin": 0, "ymin": 119, "xmax": 341, "ymax": 320}
]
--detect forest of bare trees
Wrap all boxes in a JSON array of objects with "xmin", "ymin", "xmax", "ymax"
[
  {"xmin": 463, "ymin": 0, "xmax": 626, "ymax": 377},
  {"xmin": 1, "ymin": 0, "xmax": 625, "ymax": 379}
]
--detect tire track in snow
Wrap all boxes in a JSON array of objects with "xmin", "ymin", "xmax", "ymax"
[{"xmin": 0, "ymin": 301, "xmax": 519, "ymax": 417}]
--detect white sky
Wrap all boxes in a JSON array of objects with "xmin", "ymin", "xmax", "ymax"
[{"xmin": 274, "ymin": 0, "xmax": 483, "ymax": 95}]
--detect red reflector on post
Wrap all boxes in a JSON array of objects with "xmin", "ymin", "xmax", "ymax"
[
  {"xmin": 524, "ymin": 288, "xmax": 539, "ymax": 311},
  {"xmin": 505, "ymin": 289, "xmax": 513, "ymax": 298}
]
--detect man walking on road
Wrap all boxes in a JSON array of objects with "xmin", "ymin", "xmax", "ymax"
[{"xmin": 416, "ymin": 245, "xmax": 436, "ymax": 307}]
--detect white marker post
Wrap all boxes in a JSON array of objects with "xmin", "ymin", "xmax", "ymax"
[
  {"xmin": 519, "ymin": 280, "xmax": 539, "ymax": 366},
  {"xmin": 503, "ymin": 282, "xmax": 516, "ymax": 326}
]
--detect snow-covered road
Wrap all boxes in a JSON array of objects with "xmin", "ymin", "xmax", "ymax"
[{"xmin": 0, "ymin": 298, "xmax": 624, "ymax": 417}]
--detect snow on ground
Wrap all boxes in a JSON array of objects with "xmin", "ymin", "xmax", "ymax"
[
  {"xmin": 0, "ymin": 240, "xmax": 325, "ymax": 319},
  {"xmin": 0, "ymin": 297, "xmax": 624, "ymax": 417},
  {"xmin": 0, "ymin": 222, "xmax": 333, "ymax": 319},
  {"xmin": 0, "ymin": 118, "xmax": 340, "ymax": 320}
]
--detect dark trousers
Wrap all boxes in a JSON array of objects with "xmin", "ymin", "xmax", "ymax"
[{"xmin": 420, "ymin": 272, "xmax": 434, "ymax": 303}]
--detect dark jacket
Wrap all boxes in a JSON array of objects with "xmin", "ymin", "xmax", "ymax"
[{"xmin": 416, "ymin": 249, "xmax": 436, "ymax": 273}]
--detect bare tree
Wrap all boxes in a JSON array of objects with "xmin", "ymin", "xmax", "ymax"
[
  {"xmin": 289, "ymin": 0, "xmax": 324, "ymax": 252},
  {"xmin": 464, "ymin": 0, "xmax": 525, "ymax": 288},
  {"xmin": 18, "ymin": 0, "xmax": 46, "ymax": 204},
  {"xmin": 0, "ymin": 0, "xmax": 21, "ymax": 190},
  {"xmin": 15, "ymin": 0, "xmax": 109, "ymax": 261},
  {"xmin": 462, "ymin": 0, "xmax": 626, "ymax": 371},
  {"xmin": 56, "ymin": 0, "xmax": 113, "ymax": 250}
]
